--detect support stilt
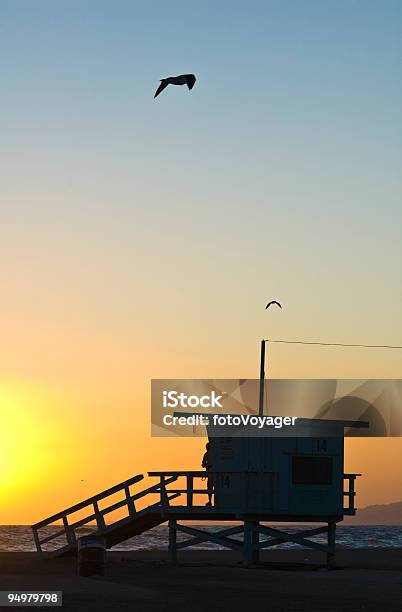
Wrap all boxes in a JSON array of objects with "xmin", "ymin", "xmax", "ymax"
[
  {"xmin": 166, "ymin": 519, "xmax": 339, "ymax": 569},
  {"xmin": 252, "ymin": 521, "xmax": 260, "ymax": 565},
  {"xmin": 168, "ymin": 519, "xmax": 177, "ymax": 563},
  {"xmin": 326, "ymin": 521, "xmax": 336, "ymax": 569},
  {"xmin": 243, "ymin": 521, "xmax": 254, "ymax": 567}
]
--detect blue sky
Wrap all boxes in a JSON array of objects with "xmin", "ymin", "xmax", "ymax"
[{"xmin": 1, "ymin": 0, "xmax": 401, "ymax": 380}]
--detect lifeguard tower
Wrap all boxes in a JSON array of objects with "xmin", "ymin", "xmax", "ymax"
[
  {"xmin": 32, "ymin": 341, "xmax": 366, "ymax": 568},
  {"xmin": 195, "ymin": 416, "xmax": 365, "ymax": 566}
]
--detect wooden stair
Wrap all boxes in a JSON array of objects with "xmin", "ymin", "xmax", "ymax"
[{"xmin": 31, "ymin": 474, "xmax": 180, "ymax": 556}]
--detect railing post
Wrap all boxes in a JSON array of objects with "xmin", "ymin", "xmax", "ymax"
[
  {"xmin": 125, "ymin": 485, "xmax": 136, "ymax": 517},
  {"xmin": 62, "ymin": 514, "xmax": 76, "ymax": 547},
  {"xmin": 160, "ymin": 475, "xmax": 169, "ymax": 510},
  {"xmin": 344, "ymin": 475, "xmax": 357, "ymax": 514},
  {"xmin": 187, "ymin": 474, "xmax": 193, "ymax": 508},
  {"xmin": 349, "ymin": 476, "xmax": 355, "ymax": 513},
  {"xmin": 343, "ymin": 473, "xmax": 361, "ymax": 514},
  {"xmin": 93, "ymin": 501, "xmax": 106, "ymax": 530},
  {"xmin": 32, "ymin": 527, "xmax": 41, "ymax": 553}
]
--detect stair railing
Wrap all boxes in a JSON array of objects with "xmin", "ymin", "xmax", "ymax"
[{"xmin": 31, "ymin": 473, "xmax": 178, "ymax": 553}]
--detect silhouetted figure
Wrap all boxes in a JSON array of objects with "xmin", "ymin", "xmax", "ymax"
[
  {"xmin": 154, "ymin": 74, "xmax": 197, "ymax": 98},
  {"xmin": 265, "ymin": 300, "xmax": 282, "ymax": 310},
  {"xmin": 202, "ymin": 442, "xmax": 214, "ymax": 506}
]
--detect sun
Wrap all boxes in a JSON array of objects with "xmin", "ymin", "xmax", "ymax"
[{"xmin": 0, "ymin": 383, "xmax": 51, "ymax": 503}]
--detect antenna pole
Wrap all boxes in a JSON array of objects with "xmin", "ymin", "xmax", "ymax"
[{"xmin": 258, "ymin": 339, "xmax": 266, "ymax": 417}]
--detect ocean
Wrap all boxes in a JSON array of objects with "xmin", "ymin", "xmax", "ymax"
[{"xmin": 1, "ymin": 525, "xmax": 402, "ymax": 552}]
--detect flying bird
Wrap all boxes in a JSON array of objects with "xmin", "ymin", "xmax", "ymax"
[
  {"xmin": 265, "ymin": 300, "xmax": 282, "ymax": 310},
  {"xmin": 154, "ymin": 74, "xmax": 197, "ymax": 98}
]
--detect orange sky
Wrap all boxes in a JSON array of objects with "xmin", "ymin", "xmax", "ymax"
[
  {"xmin": 1, "ymin": 2, "xmax": 401, "ymax": 526},
  {"xmin": 1, "ymin": 335, "xmax": 401, "ymax": 524}
]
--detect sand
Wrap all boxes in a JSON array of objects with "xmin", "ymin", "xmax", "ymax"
[{"xmin": 1, "ymin": 549, "xmax": 402, "ymax": 611}]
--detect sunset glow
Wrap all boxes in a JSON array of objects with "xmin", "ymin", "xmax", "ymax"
[{"xmin": 0, "ymin": 1, "xmax": 401, "ymax": 526}]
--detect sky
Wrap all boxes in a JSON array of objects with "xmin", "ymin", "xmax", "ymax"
[{"xmin": 0, "ymin": 0, "xmax": 401, "ymax": 524}]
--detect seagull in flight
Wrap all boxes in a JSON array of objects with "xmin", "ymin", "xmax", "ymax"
[
  {"xmin": 154, "ymin": 74, "xmax": 197, "ymax": 98},
  {"xmin": 265, "ymin": 300, "xmax": 282, "ymax": 310}
]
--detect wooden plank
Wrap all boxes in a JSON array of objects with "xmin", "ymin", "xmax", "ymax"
[
  {"xmin": 174, "ymin": 524, "xmax": 243, "ymax": 551},
  {"xmin": 148, "ymin": 471, "xmax": 275, "ymax": 476},
  {"xmin": 176, "ymin": 525, "xmax": 244, "ymax": 549},
  {"xmin": 152, "ymin": 489, "xmax": 207, "ymax": 495},
  {"xmin": 256, "ymin": 524, "xmax": 329, "ymax": 549},
  {"xmin": 257, "ymin": 524, "xmax": 329, "ymax": 552},
  {"xmin": 69, "ymin": 513, "xmax": 97, "ymax": 529},
  {"xmin": 130, "ymin": 476, "xmax": 177, "ymax": 501}
]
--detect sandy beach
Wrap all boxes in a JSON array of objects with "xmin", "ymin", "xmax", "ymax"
[{"xmin": 1, "ymin": 549, "xmax": 402, "ymax": 611}]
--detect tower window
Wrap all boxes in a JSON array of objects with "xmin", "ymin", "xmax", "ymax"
[{"xmin": 292, "ymin": 456, "xmax": 333, "ymax": 485}]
